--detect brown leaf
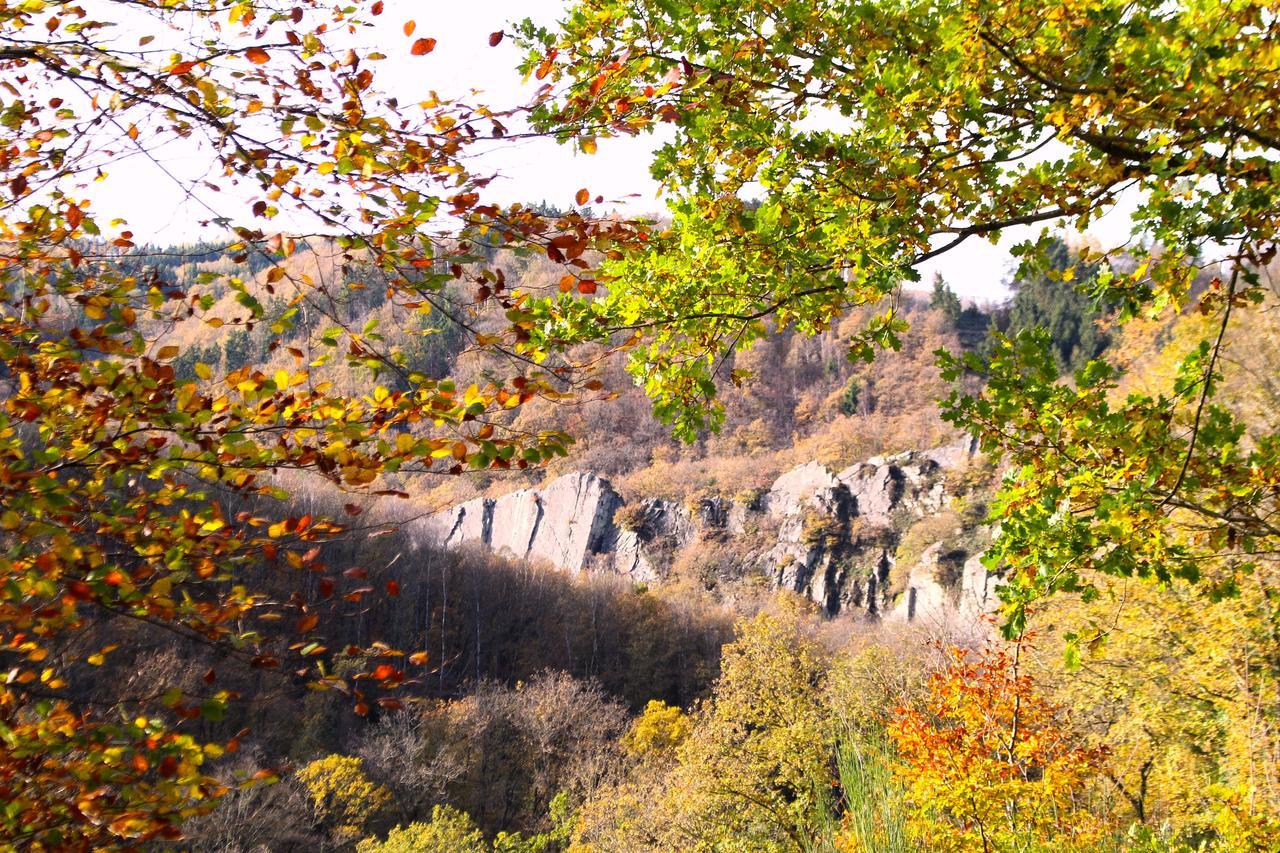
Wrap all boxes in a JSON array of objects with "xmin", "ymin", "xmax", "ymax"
[{"xmin": 489, "ymin": 31, "xmax": 504, "ymax": 47}]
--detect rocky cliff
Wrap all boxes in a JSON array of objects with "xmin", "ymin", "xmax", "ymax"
[{"xmin": 410, "ymin": 439, "xmax": 1001, "ymax": 626}]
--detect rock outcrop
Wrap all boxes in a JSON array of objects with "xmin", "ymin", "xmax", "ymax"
[
  {"xmin": 413, "ymin": 438, "xmax": 1001, "ymax": 625},
  {"xmin": 414, "ymin": 472, "xmax": 622, "ymax": 575}
]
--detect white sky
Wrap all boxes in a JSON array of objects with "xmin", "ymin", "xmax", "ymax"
[{"xmin": 88, "ymin": 0, "xmax": 1137, "ymax": 303}]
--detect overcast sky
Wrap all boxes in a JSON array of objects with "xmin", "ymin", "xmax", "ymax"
[{"xmin": 90, "ymin": 0, "xmax": 1139, "ymax": 303}]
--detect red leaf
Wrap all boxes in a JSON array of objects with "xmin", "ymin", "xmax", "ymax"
[
  {"xmin": 489, "ymin": 31, "xmax": 504, "ymax": 47},
  {"xmin": 411, "ymin": 37, "xmax": 436, "ymax": 56},
  {"xmin": 386, "ymin": 580, "xmax": 400, "ymax": 597}
]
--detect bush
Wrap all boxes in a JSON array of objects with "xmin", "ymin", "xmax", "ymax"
[
  {"xmin": 356, "ymin": 805, "xmax": 487, "ymax": 853},
  {"xmin": 622, "ymin": 700, "xmax": 692, "ymax": 760},
  {"xmin": 297, "ymin": 755, "xmax": 393, "ymax": 840}
]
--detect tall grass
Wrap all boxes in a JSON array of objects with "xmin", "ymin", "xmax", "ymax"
[{"xmin": 811, "ymin": 736, "xmax": 911, "ymax": 852}]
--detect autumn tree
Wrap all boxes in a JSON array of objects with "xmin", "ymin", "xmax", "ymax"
[
  {"xmin": 523, "ymin": 0, "xmax": 1274, "ymax": 429},
  {"xmin": 524, "ymin": 0, "xmax": 1280, "ymax": 725},
  {"xmin": 0, "ymin": 0, "xmax": 642, "ymax": 845},
  {"xmin": 888, "ymin": 643, "xmax": 1107, "ymax": 852},
  {"xmin": 661, "ymin": 612, "xmax": 834, "ymax": 850}
]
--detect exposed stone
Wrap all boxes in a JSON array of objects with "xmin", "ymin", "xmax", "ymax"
[
  {"xmin": 612, "ymin": 528, "xmax": 659, "ymax": 582},
  {"xmin": 922, "ymin": 436, "xmax": 979, "ymax": 470},
  {"xmin": 888, "ymin": 541, "xmax": 953, "ymax": 623},
  {"xmin": 412, "ymin": 496, "xmax": 492, "ymax": 550},
  {"xmin": 959, "ymin": 553, "xmax": 1003, "ymax": 617},
  {"xmin": 764, "ymin": 461, "xmax": 843, "ymax": 519},
  {"xmin": 490, "ymin": 488, "xmax": 542, "ymax": 562},
  {"xmin": 838, "ymin": 462, "xmax": 903, "ymax": 523},
  {"xmin": 527, "ymin": 472, "xmax": 623, "ymax": 573},
  {"xmin": 417, "ymin": 443, "xmax": 994, "ymax": 627}
]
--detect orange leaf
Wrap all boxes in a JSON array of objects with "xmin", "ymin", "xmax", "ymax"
[
  {"xmin": 575, "ymin": 188, "xmax": 589, "ymax": 206},
  {"xmin": 245, "ymin": 47, "xmax": 270, "ymax": 65},
  {"xmin": 296, "ymin": 613, "xmax": 319, "ymax": 634},
  {"xmin": 411, "ymin": 37, "xmax": 436, "ymax": 56},
  {"xmin": 581, "ymin": 137, "xmax": 598, "ymax": 155},
  {"xmin": 403, "ymin": 20, "xmax": 415, "ymax": 36}
]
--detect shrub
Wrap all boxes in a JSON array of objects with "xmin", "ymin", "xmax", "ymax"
[
  {"xmin": 356, "ymin": 805, "xmax": 487, "ymax": 853},
  {"xmin": 623, "ymin": 700, "xmax": 692, "ymax": 760},
  {"xmin": 297, "ymin": 754, "xmax": 393, "ymax": 840}
]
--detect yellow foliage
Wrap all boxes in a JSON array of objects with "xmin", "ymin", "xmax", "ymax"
[
  {"xmin": 622, "ymin": 700, "xmax": 692, "ymax": 760},
  {"xmin": 297, "ymin": 754, "xmax": 392, "ymax": 837}
]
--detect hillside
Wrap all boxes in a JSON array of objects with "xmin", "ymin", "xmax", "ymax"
[{"xmin": 5, "ymin": 2, "xmax": 1279, "ymax": 849}]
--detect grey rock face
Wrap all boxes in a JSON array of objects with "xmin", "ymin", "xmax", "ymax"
[
  {"xmin": 415, "ymin": 441, "xmax": 997, "ymax": 627},
  {"xmin": 959, "ymin": 553, "xmax": 1003, "ymax": 618},
  {"xmin": 838, "ymin": 462, "xmax": 903, "ymax": 523},
  {"xmin": 527, "ymin": 472, "xmax": 623, "ymax": 574},
  {"xmin": 410, "ymin": 496, "xmax": 492, "ymax": 550},
  {"xmin": 490, "ymin": 488, "xmax": 543, "ymax": 562},
  {"xmin": 418, "ymin": 472, "xmax": 622, "ymax": 574},
  {"xmin": 613, "ymin": 528, "xmax": 659, "ymax": 582},
  {"xmin": 765, "ymin": 461, "xmax": 845, "ymax": 519},
  {"xmin": 888, "ymin": 542, "xmax": 956, "ymax": 623}
]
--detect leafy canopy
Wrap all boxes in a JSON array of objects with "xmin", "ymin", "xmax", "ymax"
[
  {"xmin": 524, "ymin": 0, "xmax": 1280, "ymax": 631},
  {"xmin": 0, "ymin": 0, "xmax": 640, "ymax": 845}
]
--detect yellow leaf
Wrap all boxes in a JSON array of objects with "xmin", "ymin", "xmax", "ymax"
[
  {"xmin": 195, "ymin": 362, "xmax": 212, "ymax": 380},
  {"xmin": 581, "ymin": 137, "xmax": 598, "ymax": 155},
  {"xmin": 157, "ymin": 345, "xmax": 180, "ymax": 360}
]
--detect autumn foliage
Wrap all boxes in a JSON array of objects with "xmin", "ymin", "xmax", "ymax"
[
  {"xmin": 888, "ymin": 643, "xmax": 1107, "ymax": 852},
  {"xmin": 0, "ymin": 0, "xmax": 645, "ymax": 845}
]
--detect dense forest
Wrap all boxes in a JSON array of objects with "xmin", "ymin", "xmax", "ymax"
[{"xmin": 1, "ymin": 0, "xmax": 1278, "ymax": 851}]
